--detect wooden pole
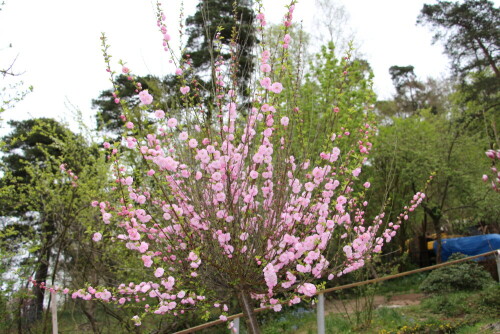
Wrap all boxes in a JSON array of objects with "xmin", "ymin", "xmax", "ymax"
[{"xmin": 495, "ymin": 250, "xmax": 500, "ymax": 283}]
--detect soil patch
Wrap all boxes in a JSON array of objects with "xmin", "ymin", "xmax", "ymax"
[{"xmin": 325, "ymin": 293, "xmax": 424, "ymax": 314}]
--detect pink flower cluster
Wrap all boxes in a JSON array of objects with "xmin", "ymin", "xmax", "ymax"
[
  {"xmin": 484, "ymin": 149, "xmax": 500, "ymax": 191},
  {"xmin": 156, "ymin": 7, "xmax": 170, "ymax": 52}
]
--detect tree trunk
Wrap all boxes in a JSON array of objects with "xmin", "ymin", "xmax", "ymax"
[
  {"xmin": 418, "ymin": 236, "xmax": 430, "ymax": 267},
  {"xmin": 26, "ymin": 247, "xmax": 50, "ymax": 325},
  {"xmin": 419, "ymin": 214, "xmax": 430, "ymax": 267},
  {"xmin": 432, "ymin": 216, "xmax": 443, "ymax": 263},
  {"xmin": 238, "ymin": 290, "xmax": 261, "ymax": 334},
  {"xmin": 80, "ymin": 302, "xmax": 100, "ymax": 334}
]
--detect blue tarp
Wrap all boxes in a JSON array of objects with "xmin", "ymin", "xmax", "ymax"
[{"xmin": 433, "ymin": 234, "xmax": 500, "ymax": 262}]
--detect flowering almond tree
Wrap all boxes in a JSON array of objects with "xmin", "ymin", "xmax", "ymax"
[{"xmin": 72, "ymin": 1, "xmax": 423, "ymax": 332}]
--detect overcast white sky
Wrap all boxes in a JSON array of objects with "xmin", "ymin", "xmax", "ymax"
[{"xmin": 0, "ymin": 0, "xmax": 462, "ymax": 134}]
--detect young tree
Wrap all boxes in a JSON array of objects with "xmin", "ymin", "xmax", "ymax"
[{"xmin": 67, "ymin": 2, "xmax": 422, "ymax": 333}]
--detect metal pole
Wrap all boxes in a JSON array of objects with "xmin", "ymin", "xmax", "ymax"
[
  {"xmin": 233, "ymin": 317, "xmax": 240, "ymax": 334},
  {"xmin": 317, "ymin": 293, "xmax": 325, "ymax": 334},
  {"xmin": 51, "ymin": 291, "xmax": 58, "ymax": 334}
]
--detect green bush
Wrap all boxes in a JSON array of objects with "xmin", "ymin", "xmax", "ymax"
[
  {"xmin": 419, "ymin": 253, "xmax": 494, "ymax": 294},
  {"xmin": 478, "ymin": 284, "xmax": 500, "ymax": 310},
  {"xmin": 421, "ymin": 292, "xmax": 472, "ymax": 317}
]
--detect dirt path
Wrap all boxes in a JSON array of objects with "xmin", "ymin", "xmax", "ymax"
[{"xmin": 325, "ymin": 293, "xmax": 425, "ymax": 315}]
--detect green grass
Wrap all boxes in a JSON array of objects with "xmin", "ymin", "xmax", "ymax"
[{"xmin": 260, "ymin": 307, "xmax": 316, "ymax": 334}]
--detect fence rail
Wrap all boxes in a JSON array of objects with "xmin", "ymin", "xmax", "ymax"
[{"xmin": 169, "ymin": 249, "xmax": 500, "ymax": 334}]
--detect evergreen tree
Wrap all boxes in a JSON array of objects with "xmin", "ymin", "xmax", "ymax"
[
  {"xmin": 185, "ymin": 0, "xmax": 256, "ymax": 111},
  {"xmin": 418, "ymin": 0, "xmax": 499, "ymax": 79}
]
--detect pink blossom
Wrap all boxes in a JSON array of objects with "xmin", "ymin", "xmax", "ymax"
[
  {"xmin": 167, "ymin": 118, "xmax": 178, "ymax": 128},
  {"xmin": 260, "ymin": 77, "xmax": 271, "ymax": 89},
  {"xmin": 352, "ymin": 168, "xmax": 361, "ymax": 177},
  {"xmin": 180, "ymin": 86, "xmax": 190, "ymax": 95},
  {"xmin": 179, "ymin": 132, "xmax": 188, "ymax": 140},
  {"xmin": 260, "ymin": 64, "xmax": 271, "ymax": 73},
  {"xmin": 297, "ymin": 283, "xmax": 316, "ymax": 297},
  {"xmin": 92, "ymin": 232, "xmax": 102, "ymax": 242},
  {"xmin": 175, "ymin": 68, "xmax": 183, "ymax": 75},
  {"xmin": 126, "ymin": 137, "xmax": 136, "ymax": 148},
  {"xmin": 363, "ymin": 182, "xmax": 371, "ymax": 188},
  {"xmin": 486, "ymin": 150, "xmax": 496, "ymax": 159},
  {"xmin": 142, "ymin": 255, "xmax": 153, "ymax": 267},
  {"xmin": 138, "ymin": 90, "xmax": 153, "ymax": 105},
  {"xmin": 249, "ymin": 171, "xmax": 259, "ymax": 179},
  {"xmin": 138, "ymin": 242, "xmax": 149, "ymax": 253},
  {"xmin": 132, "ymin": 316, "xmax": 141, "ymax": 326},
  {"xmin": 263, "ymin": 263, "xmax": 277, "ymax": 293},
  {"xmin": 155, "ymin": 110, "xmax": 165, "ymax": 118},
  {"xmin": 125, "ymin": 176, "xmax": 133, "ymax": 185},
  {"xmin": 305, "ymin": 182, "xmax": 315, "ymax": 192},
  {"xmin": 337, "ymin": 196, "xmax": 347, "ymax": 205},
  {"xmin": 216, "ymin": 192, "xmax": 226, "ymax": 202},
  {"xmin": 281, "ymin": 116, "xmax": 289, "ymax": 126},
  {"xmin": 154, "ymin": 267, "xmax": 164, "ymax": 277},
  {"xmin": 270, "ymin": 82, "xmax": 283, "ymax": 94},
  {"xmin": 188, "ymin": 139, "xmax": 198, "ymax": 148}
]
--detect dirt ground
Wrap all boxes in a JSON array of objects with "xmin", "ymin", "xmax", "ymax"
[{"xmin": 324, "ymin": 293, "xmax": 425, "ymax": 315}]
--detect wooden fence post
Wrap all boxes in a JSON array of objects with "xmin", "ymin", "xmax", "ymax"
[
  {"xmin": 496, "ymin": 250, "xmax": 500, "ymax": 283},
  {"xmin": 317, "ymin": 293, "xmax": 325, "ymax": 334}
]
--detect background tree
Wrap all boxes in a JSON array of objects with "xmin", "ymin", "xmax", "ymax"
[
  {"xmin": 418, "ymin": 0, "xmax": 500, "ymax": 147},
  {"xmin": 93, "ymin": 74, "xmax": 183, "ymax": 139},
  {"xmin": 0, "ymin": 1, "xmax": 32, "ymax": 118},
  {"xmin": 418, "ymin": 0, "xmax": 499, "ymax": 79},
  {"xmin": 368, "ymin": 70, "xmax": 498, "ymax": 266},
  {"xmin": 0, "ymin": 118, "xmax": 92, "ymax": 326},
  {"xmin": 312, "ymin": 0, "xmax": 358, "ymax": 56},
  {"xmin": 378, "ymin": 66, "xmax": 452, "ymax": 118},
  {"xmin": 0, "ymin": 117, "xmax": 163, "ymax": 332},
  {"xmin": 184, "ymin": 0, "xmax": 256, "ymax": 116}
]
